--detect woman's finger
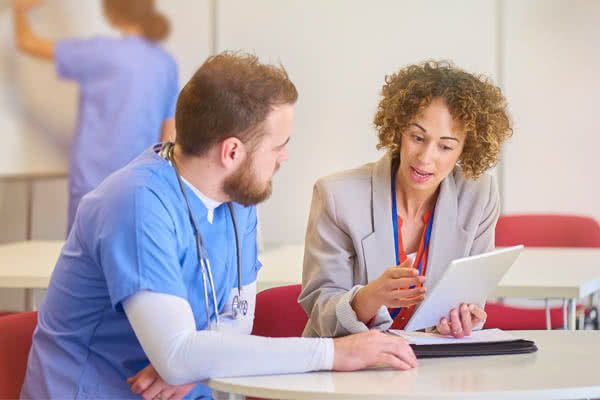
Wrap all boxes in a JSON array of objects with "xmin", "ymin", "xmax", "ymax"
[
  {"xmin": 389, "ymin": 293, "xmax": 426, "ymax": 308},
  {"xmin": 449, "ymin": 308, "xmax": 464, "ymax": 338},
  {"xmin": 388, "ymin": 276, "xmax": 426, "ymax": 291},
  {"xmin": 437, "ymin": 317, "xmax": 451, "ymax": 336},
  {"xmin": 469, "ymin": 304, "xmax": 487, "ymax": 323},
  {"xmin": 392, "ymin": 286, "xmax": 426, "ymax": 299},
  {"xmin": 460, "ymin": 304, "xmax": 473, "ymax": 336},
  {"xmin": 387, "ymin": 267, "xmax": 418, "ymax": 279}
]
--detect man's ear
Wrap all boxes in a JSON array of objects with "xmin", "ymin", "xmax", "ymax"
[{"xmin": 220, "ymin": 137, "xmax": 246, "ymax": 170}]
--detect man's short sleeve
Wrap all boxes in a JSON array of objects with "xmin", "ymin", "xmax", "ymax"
[
  {"xmin": 242, "ymin": 206, "xmax": 262, "ymax": 280},
  {"xmin": 99, "ymin": 185, "xmax": 188, "ymax": 311}
]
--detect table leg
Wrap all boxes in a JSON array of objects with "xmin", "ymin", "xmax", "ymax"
[
  {"xmin": 568, "ymin": 298, "xmax": 577, "ymax": 330},
  {"xmin": 545, "ymin": 299, "xmax": 551, "ymax": 330},
  {"xmin": 26, "ymin": 179, "xmax": 33, "ymax": 241},
  {"xmin": 24, "ymin": 288, "xmax": 35, "ymax": 311},
  {"xmin": 563, "ymin": 299, "xmax": 568, "ymax": 330}
]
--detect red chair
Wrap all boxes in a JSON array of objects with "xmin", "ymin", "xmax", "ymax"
[
  {"xmin": 485, "ymin": 214, "xmax": 600, "ymax": 330},
  {"xmin": 251, "ymin": 284, "xmax": 308, "ymax": 337},
  {"xmin": 0, "ymin": 312, "xmax": 38, "ymax": 399},
  {"xmin": 249, "ymin": 285, "xmax": 307, "ymax": 400},
  {"xmin": 0, "ymin": 312, "xmax": 16, "ymax": 317},
  {"xmin": 495, "ymin": 214, "xmax": 600, "ymax": 248}
]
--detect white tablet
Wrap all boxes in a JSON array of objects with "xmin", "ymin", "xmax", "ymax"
[{"xmin": 403, "ymin": 245, "xmax": 524, "ymax": 331}]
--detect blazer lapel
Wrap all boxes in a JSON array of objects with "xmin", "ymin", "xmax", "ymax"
[
  {"xmin": 361, "ymin": 152, "xmax": 396, "ymax": 282},
  {"xmin": 425, "ymin": 168, "xmax": 470, "ymax": 289}
]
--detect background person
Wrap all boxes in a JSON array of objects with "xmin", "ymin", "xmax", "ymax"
[
  {"xmin": 299, "ymin": 60, "xmax": 512, "ymax": 339},
  {"xmin": 13, "ymin": 0, "xmax": 179, "ymax": 233}
]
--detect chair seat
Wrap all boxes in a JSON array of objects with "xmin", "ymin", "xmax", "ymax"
[
  {"xmin": 251, "ymin": 284, "xmax": 307, "ymax": 337},
  {"xmin": 484, "ymin": 302, "xmax": 585, "ymax": 330},
  {"xmin": 0, "ymin": 311, "xmax": 38, "ymax": 399},
  {"xmin": 0, "ymin": 312, "xmax": 16, "ymax": 317}
]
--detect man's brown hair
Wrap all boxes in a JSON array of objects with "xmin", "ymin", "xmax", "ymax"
[{"xmin": 175, "ymin": 51, "xmax": 298, "ymax": 156}]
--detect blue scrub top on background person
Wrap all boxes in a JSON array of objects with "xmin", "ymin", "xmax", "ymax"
[
  {"xmin": 56, "ymin": 36, "xmax": 179, "ymax": 233},
  {"xmin": 21, "ymin": 146, "xmax": 261, "ymax": 399}
]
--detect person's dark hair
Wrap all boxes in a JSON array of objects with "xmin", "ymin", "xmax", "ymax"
[
  {"xmin": 103, "ymin": 0, "xmax": 170, "ymax": 42},
  {"xmin": 175, "ymin": 51, "xmax": 298, "ymax": 156},
  {"xmin": 374, "ymin": 60, "xmax": 513, "ymax": 179}
]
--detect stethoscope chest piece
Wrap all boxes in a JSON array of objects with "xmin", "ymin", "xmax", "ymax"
[{"xmin": 232, "ymin": 295, "xmax": 249, "ymax": 319}]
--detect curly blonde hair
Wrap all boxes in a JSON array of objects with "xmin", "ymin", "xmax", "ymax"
[{"xmin": 374, "ymin": 60, "xmax": 512, "ymax": 179}]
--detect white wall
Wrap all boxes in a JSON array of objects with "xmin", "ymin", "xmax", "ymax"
[
  {"xmin": 218, "ymin": 0, "xmax": 499, "ymax": 244},
  {"xmin": 501, "ymin": 0, "xmax": 600, "ymax": 220}
]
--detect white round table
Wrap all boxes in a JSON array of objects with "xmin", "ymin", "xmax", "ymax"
[{"xmin": 207, "ymin": 330, "xmax": 600, "ymax": 399}]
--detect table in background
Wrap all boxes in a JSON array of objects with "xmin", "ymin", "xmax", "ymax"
[
  {"xmin": 0, "ymin": 240, "xmax": 63, "ymax": 310},
  {"xmin": 257, "ymin": 243, "xmax": 304, "ymax": 292},
  {"xmin": 493, "ymin": 248, "xmax": 600, "ymax": 330},
  {"xmin": 257, "ymin": 245, "xmax": 600, "ymax": 330},
  {"xmin": 207, "ymin": 330, "xmax": 600, "ymax": 400},
  {"xmin": 0, "ymin": 169, "xmax": 68, "ymax": 240}
]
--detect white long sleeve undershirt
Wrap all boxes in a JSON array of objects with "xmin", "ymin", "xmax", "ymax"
[{"xmin": 123, "ymin": 288, "xmax": 334, "ymax": 385}]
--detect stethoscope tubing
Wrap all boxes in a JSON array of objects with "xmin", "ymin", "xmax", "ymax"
[{"xmin": 168, "ymin": 144, "xmax": 245, "ymax": 330}]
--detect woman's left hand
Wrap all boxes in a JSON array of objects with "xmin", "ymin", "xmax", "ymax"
[
  {"xmin": 436, "ymin": 303, "xmax": 486, "ymax": 338},
  {"xmin": 127, "ymin": 364, "xmax": 196, "ymax": 400}
]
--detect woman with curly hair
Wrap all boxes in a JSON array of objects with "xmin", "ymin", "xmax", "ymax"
[{"xmin": 299, "ymin": 61, "xmax": 512, "ymax": 341}]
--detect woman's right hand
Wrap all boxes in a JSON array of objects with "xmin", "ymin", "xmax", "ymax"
[{"xmin": 352, "ymin": 257, "xmax": 426, "ymax": 323}]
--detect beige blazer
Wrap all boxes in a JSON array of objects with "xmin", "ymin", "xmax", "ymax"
[{"xmin": 299, "ymin": 152, "xmax": 499, "ymax": 337}]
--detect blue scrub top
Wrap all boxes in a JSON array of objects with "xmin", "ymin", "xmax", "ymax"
[
  {"xmin": 55, "ymin": 36, "xmax": 179, "ymax": 233},
  {"xmin": 21, "ymin": 147, "xmax": 261, "ymax": 400}
]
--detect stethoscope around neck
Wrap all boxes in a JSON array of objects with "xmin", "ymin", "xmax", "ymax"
[{"xmin": 167, "ymin": 144, "xmax": 248, "ymax": 330}]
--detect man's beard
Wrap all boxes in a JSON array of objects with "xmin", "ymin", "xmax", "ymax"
[{"xmin": 222, "ymin": 156, "xmax": 274, "ymax": 206}]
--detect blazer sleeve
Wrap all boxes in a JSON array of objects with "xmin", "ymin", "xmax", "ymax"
[
  {"xmin": 468, "ymin": 174, "xmax": 500, "ymax": 330},
  {"xmin": 469, "ymin": 174, "xmax": 501, "ymax": 256},
  {"xmin": 299, "ymin": 180, "xmax": 392, "ymax": 337}
]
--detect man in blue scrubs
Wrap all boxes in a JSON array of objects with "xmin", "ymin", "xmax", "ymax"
[{"xmin": 21, "ymin": 52, "xmax": 418, "ymax": 400}]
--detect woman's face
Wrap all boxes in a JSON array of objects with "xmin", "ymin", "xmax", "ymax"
[{"xmin": 398, "ymin": 97, "xmax": 465, "ymax": 193}]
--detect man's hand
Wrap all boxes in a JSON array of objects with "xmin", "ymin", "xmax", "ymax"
[
  {"xmin": 127, "ymin": 364, "xmax": 196, "ymax": 400},
  {"xmin": 333, "ymin": 330, "xmax": 418, "ymax": 371},
  {"xmin": 436, "ymin": 303, "xmax": 487, "ymax": 338}
]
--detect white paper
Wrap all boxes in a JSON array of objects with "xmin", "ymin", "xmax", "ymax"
[{"xmin": 387, "ymin": 328, "xmax": 520, "ymax": 345}]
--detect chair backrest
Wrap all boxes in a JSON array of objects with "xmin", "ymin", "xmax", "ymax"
[
  {"xmin": 251, "ymin": 284, "xmax": 308, "ymax": 337},
  {"xmin": 0, "ymin": 312, "xmax": 38, "ymax": 399},
  {"xmin": 495, "ymin": 214, "xmax": 600, "ymax": 248}
]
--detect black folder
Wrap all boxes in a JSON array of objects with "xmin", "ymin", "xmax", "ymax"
[{"xmin": 412, "ymin": 339, "xmax": 537, "ymax": 358}]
